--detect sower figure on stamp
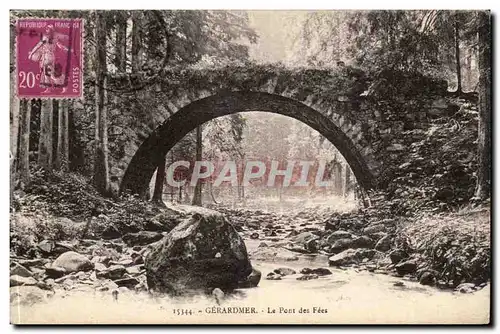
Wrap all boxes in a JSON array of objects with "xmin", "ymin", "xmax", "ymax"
[{"xmin": 28, "ymin": 24, "xmax": 70, "ymax": 93}]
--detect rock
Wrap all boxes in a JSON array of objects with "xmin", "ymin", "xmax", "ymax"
[
  {"xmin": 212, "ymin": 288, "xmax": 225, "ymax": 304},
  {"xmin": 52, "ymin": 251, "xmax": 93, "ymax": 273},
  {"xmin": 238, "ymin": 268, "xmax": 261, "ymax": 288},
  {"xmin": 18, "ymin": 259, "xmax": 48, "ymax": 269},
  {"xmin": 456, "ymin": 283, "xmax": 476, "ymax": 294},
  {"xmin": 145, "ymin": 210, "xmax": 252, "ymax": 294},
  {"xmin": 395, "ymin": 260, "xmax": 417, "ymax": 275},
  {"xmin": 37, "ymin": 240, "xmax": 55, "ymax": 254},
  {"xmin": 258, "ymin": 242, "xmax": 268, "ymax": 248},
  {"xmin": 94, "ymin": 263, "xmax": 108, "ymax": 272},
  {"xmin": 352, "ymin": 236, "xmax": 375, "ymax": 249},
  {"xmin": 374, "ymin": 235, "xmax": 392, "ymax": 252},
  {"xmin": 266, "ymin": 273, "xmax": 282, "ymax": 280},
  {"xmin": 45, "ymin": 266, "xmax": 66, "ymax": 279},
  {"xmin": 329, "ymin": 249, "xmax": 376, "ymax": 266},
  {"xmin": 330, "ymin": 238, "xmax": 354, "ymax": 254},
  {"xmin": 419, "ymin": 271, "xmax": 437, "ymax": 286},
  {"xmin": 110, "ymin": 259, "xmax": 134, "ymax": 267},
  {"xmin": 273, "ymin": 267, "xmax": 296, "ymax": 276},
  {"xmin": 10, "ymin": 286, "xmax": 54, "ymax": 306},
  {"xmin": 250, "ymin": 247, "xmax": 299, "ymax": 262},
  {"xmin": 325, "ymin": 230, "xmax": 352, "ymax": 244},
  {"xmin": 102, "ymin": 225, "xmax": 122, "ymax": 240},
  {"xmin": 369, "ymin": 232, "xmax": 388, "ymax": 242},
  {"xmin": 122, "ymin": 231, "xmax": 163, "ymax": 246},
  {"xmin": 324, "ymin": 218, "xmax": 339, "ymax": 231},
  {"xmin": 296, "ymin": 274, "xmax": 318, "ymax": 281},
  {"xmin": 126, "ymin": 265, "xmax": 143, "ymax": 275},
  {"xmin": 363, "ymin": 224, "xmax": 386, "ymax": 235},
  {"xmin": 250, "ymin": 232, "xmax": 259, "ymax": 240},
  {"xmin": 300, "ymin": 268, "xmax": 332, "ymax": 276},
  {"xmin": 304, "ymin": 238, "xmax": 319, "ymax": 253},
  {"xmin": 10, "ymin": 275, "xmax": 37, "ymax": 287},
  {"xmin": 292, "ymin": 232, "xmax": 319, "ymax": 245},
  {"xmin": 10, "ymin": 262, "xmax": 33, "ymax": 277},
  {"xmin": 393, "ymin": 281, "xmax": 405, "ymax": 287},
  {"xmin": 146, "ymin": 213, "xmax": 180, "ymax": 232},
  {"xmin": 264, "ymin": 230, "xmax": 277, "ymax": 237},
  {"xmin": 114, "ymin": 277, "xmax": 140, "ymax": 288},
  {"xmin": 389, "ymin": 249, "xmax": 408, "ymax": 264},
  {"xmin": 96, "ymin": 265, "xmax": 126, "ymax": 280}
]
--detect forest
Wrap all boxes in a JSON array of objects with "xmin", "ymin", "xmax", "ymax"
[{"xmin": 9, "ymin": 10, "xmax": 491, "ymax": 324}]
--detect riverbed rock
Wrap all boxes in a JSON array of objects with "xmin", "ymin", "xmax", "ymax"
[
  {"xmin": 45, "ymin": 266, "xmax": 66, "ymax": 279},
  {"xmin": 96, "ymin": 264, "xmax": 126, "ymax": 280},
  {"xmin": 328, "ymin": 249, "xmax": 376, "ymax": 266},
  {"xmin": 456, "ymin": 283, "xmax": 476, "ymax": 293},
  {"xmin": 363, "ymin": 224, "xmax": 386, "ymax": 235},
  {"xmin": 102, "ymin": 225, "xmax": 122, "ymax": 240},
  {"xmin": 238, "ymin": 268, "xmax": 261, "ymax": 288},
  {"xmin": 145, "ymin": 209, "xmax": 252, "ymax": 294},
  {"xmin": 273, "ymin": 267, "xmax": 296, "ymax": 276},
  {"xmin": 297, "ymin": 274, "xmax": 319, "ymax": 281},
  {"xmin": 330, "ymin": 238, "xmax": 354, "ymax": 254},
  {"xmin": 418, "ymin": 271, "xmax": 437, "ymax": 286},
  {"xmin": 10, "ymin": 275, "xmax": 38, "ymax": 287},
  {"xmin": 389, "ymin": 249, "xmax": 408, "ymax": 264},
  {"xmin": 122, "ymin": 231, "xmax": 163, "ymax": 246},
  {"xmin": 266, "ymin": 273, "xmax": 282, "ymax": 280},
  {"xmin": 10, "ymin": 262, "xmax": 33, "ymax": 277},
  {"xmin": 395, "ymin": 260, "xmax": 417, "ymax": 275},
  {"xmin": 352, "ymin": 235, "xmax": 375, "ymax": 249},
  {"xmin": 52, "ymin": 251, "xmax": 93, "ymax": 273},
  {"xmin": 324, "ymin": 230, "xmax": 352, "ymax": 244},
  {"xmin": 114, "ymin": 277, "xmax": 140, "ymax": 288},
  {"xmin": 374, "ymin": 235, "xmax": 392, "ymax": 252},
  {"xmin": 300, "ymin": 268, "xmax": 332, "ymax": 276},
  {"xmin": 250, "ymin": 232, "xmax": 259, "ymax": 239}
]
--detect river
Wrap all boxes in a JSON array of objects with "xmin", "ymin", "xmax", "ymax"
[{"xmin": 10, "ymin": 203, "xmax": 490, "ymax": 324}]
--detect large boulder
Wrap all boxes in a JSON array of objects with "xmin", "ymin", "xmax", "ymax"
[
  {"xmin": 145, "ymin": 209, "xmax": 252, "ymax": 294},
  {"xmin": 51, "ymin": 251, "xmax": 93, "ymax": 273}
]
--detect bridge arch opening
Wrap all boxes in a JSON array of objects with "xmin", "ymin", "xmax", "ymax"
[{"xmin": 120, "ymin": 91, "xmax": 374, "ymax": 195}]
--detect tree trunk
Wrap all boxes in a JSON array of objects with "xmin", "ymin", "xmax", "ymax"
[
  {"xmin": 344, "ymin": 165, "xmax": 351, "ymax": 197},
  {"xmin": 10, "ymin": 75, "xmax": 19, "ymax": 178},
  {"xmin": 17, "ymin": 100, "xmax": 31, "ymax": 187},
  {"xmin": 38, "ymin": 99, "xmax": 53, "ymax": 170},
  {"xmin": 93, "ymin": 11, "xmax": 110, "ymax": 194},
  {"xmin": 474, "ymin": 11, "xmax": 491, "ymax": 200},
  {"xmin": 334, "ymin": 163, "xmax": 342, "ymax": 195},
  {"xmin": 192, "ymin": 126, "xmax": 203, "ymax": 206},
  {"xmin": 115, "ymin": 11, "xmax": 128, "ymax": 72},
  {"xmin": 131, "ymin": 11, "xmax": 143, "ymax": 73},
  {"xmin": 55, "ymin": 100, "xmax": 69, "ymax": 170},
  {"xmin": 454, "ymin": 17, "xmax": 462, "ymax": 95},
  {"xmin": 152, "ymin": 155, "xmax": 167, "ymax": 205}
]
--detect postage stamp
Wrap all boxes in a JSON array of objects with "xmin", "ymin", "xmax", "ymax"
[{"xmin": 15, "ymin": 18, "xmax": 83, "ymax": 99}]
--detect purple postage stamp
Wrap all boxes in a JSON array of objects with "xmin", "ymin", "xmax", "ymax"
[{"xmin": 16, "ymin": 18, "xmax": 83, "ymax": 99}]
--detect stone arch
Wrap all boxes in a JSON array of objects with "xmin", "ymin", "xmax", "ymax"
[{"xmin": 118, "ymin": 91, "xmax": 378, "ymax": 195}]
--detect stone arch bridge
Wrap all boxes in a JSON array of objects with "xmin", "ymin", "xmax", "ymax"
[{"xmin": 104, "ymin": 65, "xmax": 455, "ymax": 196}]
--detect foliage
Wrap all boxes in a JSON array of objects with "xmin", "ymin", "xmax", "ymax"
[{"xmin": 397, "ymin": 208, "xmax": 490, "ymax": 286}]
